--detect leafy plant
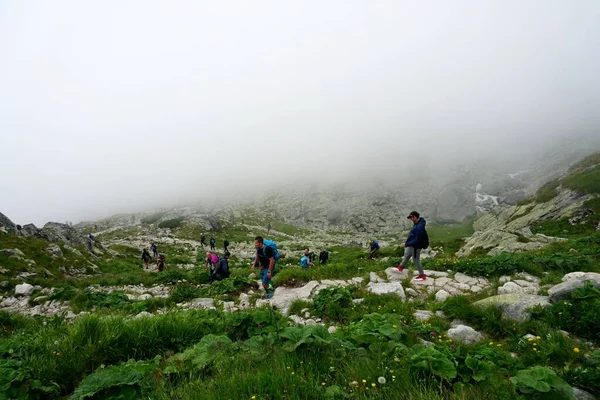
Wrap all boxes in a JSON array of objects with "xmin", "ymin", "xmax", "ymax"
[
  {"xmin": 70, "ymin": 358, "xmax": 159, "ymax": 400},
  {"xmin": 409, "ymin": 345, "xmax": 457, "ymax": 381},
  {"xmin": 163, "ymin": 335, "xmax": 232, "ymax": 375},
  {"xmin": 313, "ymin": 286, "xmax": 353, "ymax": 322},
  {"xmin": 510, "ymin": 366, "xmax": 572, "ymax": 398}
]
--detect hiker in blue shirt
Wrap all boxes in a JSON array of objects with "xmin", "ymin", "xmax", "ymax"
[
  {"xmin": 300, "ymin": 255, "xmax": 312, "ymax": 269},
  {"xmin": 368, "ymin": 240, "xmax": 380, "ymax": 259}
]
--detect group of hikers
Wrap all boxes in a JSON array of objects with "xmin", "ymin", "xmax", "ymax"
[
  {"xmin": 300, "ymin": 248, "xmax": 329, "ymax": 269},
  {"xmin": 140, "ymin": 210, "xmax": 429, "ymax": 298},
  {"xmin": 200, "ymin": 233, "xmax": 229, "ymax": 252},
  {"xmin": 141, "ymin": 242, "xmax": 166, "ymax": 272}
]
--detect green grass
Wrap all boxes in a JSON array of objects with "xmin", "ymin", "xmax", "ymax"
[
  {"xmin": 531, "ymin": 198, "xmax": 600, "ymax": 237},
  {"xmin": 427, "ymin": 219, "xmax": 475, "ymax": 256},
  {"xmin": 158, "ymin": 217, "xmax": 185, "ymax": 229},
  {"xmin": 535, "ymin": 179, "xmax": 560, "ymax": 203},
  {"xmin": 563, "ymin": 166, "xmax": 600, "ymax": 195},
  {"xmin": 2, "ymin": 305, "xmax": 594, "ymax": 399}
]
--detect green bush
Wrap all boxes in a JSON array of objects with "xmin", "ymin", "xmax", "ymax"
[
  {"xmin": 312, "ymin": 286, "xmax": 353, "ymax": 323},
  {"xmin": 170, "ymin": 284, "xmax": 203, "ymax": 303},
  {"xmin": 535, "ymin": 179, "xmax": 560, "ymax": 203},
  {"xmin": 158, "ymin": 217, "xmax": 185, "ymax": 229},
  {"xmin": 531, "ymin": 281, "xmax": 600, "ymax": 342}
]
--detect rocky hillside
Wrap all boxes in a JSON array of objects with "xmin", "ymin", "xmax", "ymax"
[
  {"xmin": 457, "ymin": 152, "xmax": 600, "ymax": 257},
  {"xmin": 1, "ymin": 152, "xmax": 600, "ymax": 399}
]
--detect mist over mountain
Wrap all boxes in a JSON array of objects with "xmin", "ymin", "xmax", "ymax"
[{"xmin": 1, "ymin": 1, "xmax": 600, "ymax": 226}]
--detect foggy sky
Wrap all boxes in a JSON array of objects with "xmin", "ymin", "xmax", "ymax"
[{"xmin": 1, "ymin": 1, "xmax": 599, "ymax": 226}]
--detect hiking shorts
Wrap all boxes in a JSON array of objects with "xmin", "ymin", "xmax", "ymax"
[{"xmin": 260, "ymin": 268, "xmax": 272, "ymax": 286}]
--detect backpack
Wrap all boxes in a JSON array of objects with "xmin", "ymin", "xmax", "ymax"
[
  {"xmin": 422, "ymin": 231, "xmax": 429, "ymax": 249},
  {"xmin": 262, "ymin": 239, "xmax": 280, "ymax": 262},
  {"xmin": 372, "ymin": 240, "xmax": 380, "ymax": 249},
  {"xmin": 219, "ymin": 258, "xmax": 230, "ymax": 277},
  {"xmin": 210, "ymin": 237, "xmax": 215, "ymax": 244}
]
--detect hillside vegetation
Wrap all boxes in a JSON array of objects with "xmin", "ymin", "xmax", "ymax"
[{"xmin": 1, "ymin": 154, "xmax": 600, "ymax": 399}]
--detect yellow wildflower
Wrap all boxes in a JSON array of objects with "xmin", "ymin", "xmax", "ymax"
[{"xmin": 574, "ymin": 347, "xmax": 580, "ymax": 353}]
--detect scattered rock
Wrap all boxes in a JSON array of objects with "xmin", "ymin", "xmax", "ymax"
[
  {"xmin": 435, "ymin": 290, "xmax": 450, "ymax": 302},
  {"xmin": 548, "ymin": 273, "xmax": 600, "ymax": 302},
  {"xmin": 572, "ymin": 388, "xmax": 595, "ymax": 400},
  {"xmin": 369, "ymin": 272, "xmax": 384, "ymax": 283},
  {"xmin": 447, "ymin": 324, "xmax": 484, "ymax": 345},
  {"xmin": 183, "ymin": 298, "xmax": 216, "ymax": 310},
  {"xmin": 1, "ymin": 248, "xmax": 25, "ymax": 259},
  {"xmin": 46, "ymin": 244, "xmax": 63, "ymax": 257},
  {"xmin": 385, "ymin": 267, "xmax": 408, "ymax": 281},
  {"xmin": 135, "ymin": 311, "xmax": 153, "ymax": 318},
  {"xmin": 221, "ymin": 301, "xmax": 235, "ymax": 312},
  {"xmin": 419, "ymin": 338, "xmax": 436, "ymax": 347},
  {"xmin": 328, "ymin": 326, "xmax": 337, "ymax": 334},
  {"xmin": 414, "ymin": 310, "xmax": 433, "ymax": 322},
  {"xmin": 497, "ymin": 280, "xmax": 539, "ymax": 295},
  {"xmin": 366, "ymin": 282, "xmax": 406, "ymax": 300},
  {"xmin": 474, "ymin": 294, "xmax": 550, "ymax": 322},
  {"xmin": 64, "ymin": 311, "xmax": 77, "ymax": 320},
  {"xmin": 14, "ymin": 283, "xmax": 34, "ymax": 297}
]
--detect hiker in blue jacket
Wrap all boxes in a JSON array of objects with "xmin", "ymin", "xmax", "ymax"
[
  {"xmin": 396, "ymin": 211, "xmax": 429, "ymax": 281},
  {"xmin": 368, "ymin": 240, "xmax": 380, "ymax": 259}
]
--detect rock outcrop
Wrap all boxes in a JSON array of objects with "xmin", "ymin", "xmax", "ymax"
[{"xmin": 474, "ymin": 294, "xmax": 550, "ymax": 322}]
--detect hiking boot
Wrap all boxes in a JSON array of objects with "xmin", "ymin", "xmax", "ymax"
[
  {"xmin": 413, "ymin": 274, "xmax": 426, "ymax": 281},
  {"xmin": 396, "ymin": 266, "xmax": 404, "ymax": 272}
]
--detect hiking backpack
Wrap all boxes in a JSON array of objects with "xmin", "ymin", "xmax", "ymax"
[
  {"xmin": 262, "ymin": 239, "xmax": 280, "ymax": 262},
  {"xmin": 422, "ymin": 231, "xmax": 430, "ymax": 249}
]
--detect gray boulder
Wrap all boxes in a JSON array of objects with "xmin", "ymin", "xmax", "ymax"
[
  {"xmin": 20, "ymin": 224, "xmax": 39, "ymax": 237},
  {"xmin": 474, "ymin": 294, "xmax": 550, "ymax": 322},
  {"xmin": 447, "ymin": 324, "xmax": 484, "ymax": 344},
  {"xmin": 548, "ymin": 276, "xmax": 600, "ymax": 302},
  {"xmin": 46, "ymin": 244, "xmax": 63, "ymax": 257},
  {"xmin": 366, "ymin": 282, "xmax": 406, "ymax": 300},
  {"xmin": 0, "ymin": 212, "xmax": 18, "ymax": 234},
  {"xmin": 40, "ymin": 222, "xmax": 88, "ymax": 248},
  {"xmin": 572, "ymin": 387, "xmax": 595, "ymax": 400},
  {"xmin": 14, "ymin": 283, "xmax": 34, "ymax": 297},
  {"xmin": 435, "ymin": 290, "xmax": 450, "ymax": 302},
  {"xmin": 414, "ymin": 310, "xmax": 433, "ymax": 321},
  {"xmin": 1, "ymin": 248, "xmax": 25, "ymax": 259}
]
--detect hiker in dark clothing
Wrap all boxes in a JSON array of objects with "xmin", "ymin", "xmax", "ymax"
[
  {"xmin": 368, "ymin": 240, "xmax": 380, "ymax": 259},
  {"xmin": 211, "ymin": 251, "xmax": 231, "ymax": 283},
  {"xmin": 251, "ymin": 236, "xmax": 276, "ymax": 299},
  {"xmin": 157, "ymin": 253, "xmax": 166, "ymax": 272},
  {"xmin": 200, "ymin": 234, "xmax": 206, "ymax": 247},
  {"xmin": 319, "ymin": 249, "xmax": 329, "ymax": 265},
  {"xmin": 396, "ymin": 211, "xmax": 429, "ymax": 281},
  {"xmin": 223, "ymin": 239, "xmax": 229, "ymax": 252},
  {"xmin": 150, "ymin": 243, "xmax": 158, "ymax": 258},
  {"xmin": 304, "ymin": 248, "xmax": 315, "ymax": 264},
  {"xmin": 210, "ymin": 236, "xmax": 216, "ymax": 251},
  {"xmin": 141, "ymin": 249, "xmax": 151, "ymax": 269}
]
